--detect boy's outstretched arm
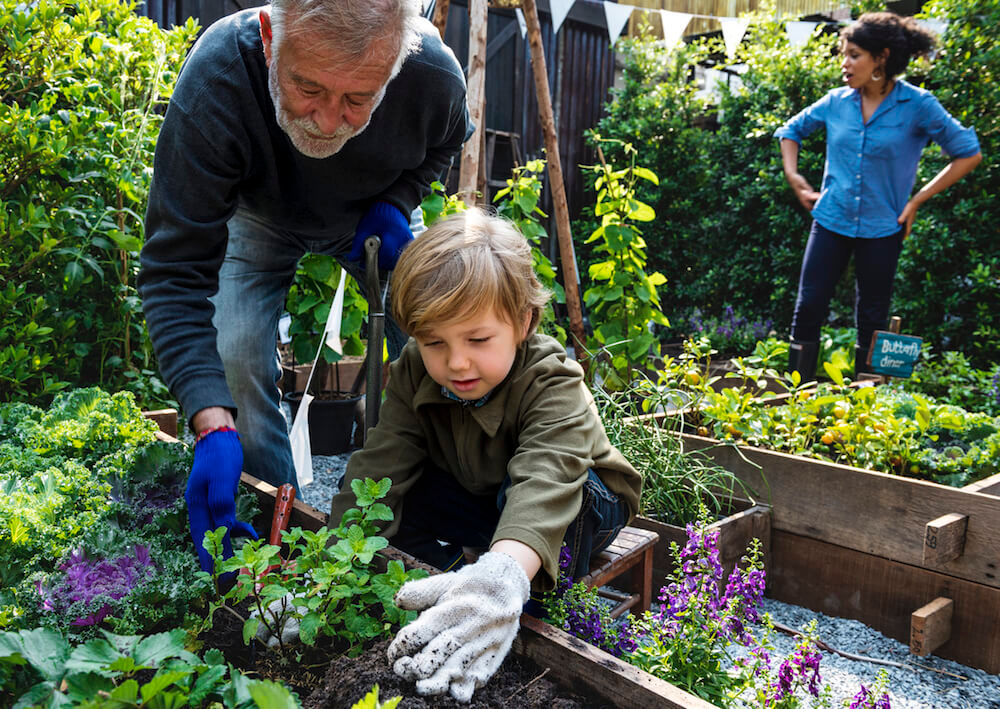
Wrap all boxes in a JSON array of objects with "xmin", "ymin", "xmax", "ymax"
[{"xmin": 387, "ymin": 540, "xmax": 541, "ymax": 703}]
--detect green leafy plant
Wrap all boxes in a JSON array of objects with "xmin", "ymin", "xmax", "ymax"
[
  {"xmin": 284, "ymin": 253, "xmax": 368, "ymax": 392},
  {"xmin": 0, "ymin": 627, "xmax": 299, "ymax": 708},
  {"xmin": 202, "ymin": 478, "xmax": 426, "ymax": 658},
  {"xmin": 493, "ymin": 159, "xmax": 567, "ymax": 344},
  {"xmin": 0, "ymin": 388, "xmax": 248, "ymax": 637},
  {"xmin": 0, "ymin": 0, "xmax": 197, "ymax": 407},
  {"xmin": 581, "ymin": 135, "xmax": 669, "ymax": 388}
]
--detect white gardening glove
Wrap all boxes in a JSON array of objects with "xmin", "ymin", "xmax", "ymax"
[
  {"xmin": 387, "ymin": 551, "xmax": 530, "ymax": 703},
  {"xmin": 252, "ymin": 593, "xmax": 300, "ymax": 648}
]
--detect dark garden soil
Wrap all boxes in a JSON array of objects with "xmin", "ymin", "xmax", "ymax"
[
  {"xmin": 200, "ymin": 597, "xmax": 607, "ymax": 707},
  {"xmin": 302, "ymin": 639, "xmax": 610, "ymax": 709}
]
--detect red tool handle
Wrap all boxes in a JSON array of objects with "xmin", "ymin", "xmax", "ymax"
[{"xmin": 269, "ymin": 483, "xmax": 296, "ymax": 546}]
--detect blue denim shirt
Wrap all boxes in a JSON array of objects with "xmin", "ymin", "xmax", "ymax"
[{"xmin": 775, "ymin": 80, "xmax": 980, "ymax": 238}]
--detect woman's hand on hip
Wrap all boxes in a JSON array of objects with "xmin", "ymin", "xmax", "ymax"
[
  {"xmin": 897, "ymin": 201, "xmax": 920, "ymax": 239},
  {"xmin": 787, "ymin": 173, "xmax": 820, "ymax": 211}
]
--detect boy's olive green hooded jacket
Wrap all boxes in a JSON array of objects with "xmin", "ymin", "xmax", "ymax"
[{"xmin": 329, "ymin": 333, "xmax": 641, "ymax": 591}]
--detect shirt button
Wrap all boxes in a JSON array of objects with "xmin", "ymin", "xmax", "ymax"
[{"xmin": 855, "ymin": 196, "xmax": 860, "ymax": 200}]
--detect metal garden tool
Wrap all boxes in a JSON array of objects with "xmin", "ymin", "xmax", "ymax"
[{"xmin": 363, "ymin": 235, "xmax": 389, "ymax": 441}]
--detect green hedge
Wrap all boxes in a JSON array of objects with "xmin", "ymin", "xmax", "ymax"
[
  {"xmin": 0, "ymin": 0, "xmax": 197, "ymax": 405},
  {"xmin": 583, "ymin": 0, "xmax": 998, "ymax": 365}
]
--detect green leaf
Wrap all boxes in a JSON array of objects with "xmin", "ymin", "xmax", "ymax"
[
  {"xmin": 299, "ymin": 612, "xmax": 324, "ymax": 646},
  {"xmin": 12, "ymin": 628, "xmax": 70, "ymax": 682},
  {"xmin": 243, "ymin": 616, "xmax": 260, "ymax": 646},
  {"xmin": 249, "ymin": 679, "xmax": 300, "ymax": 708},
  {"xmin": 632, "ymin": 166, "xmax": 659, "ymax": 185},
  {"xmin": 140, "ymin": 670, "xmax": 191, "ymax": 702},
  {"xmin": 133, "ymin": 629, "xmax": 188, "ymax": 667}
]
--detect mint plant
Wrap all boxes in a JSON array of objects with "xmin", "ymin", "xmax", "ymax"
[{"xmin": 203, "ymin": 478, "xmax": 427, "ymax": 658}]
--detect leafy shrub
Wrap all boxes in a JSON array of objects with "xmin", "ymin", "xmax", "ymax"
[
  {"xmin": 0, "ymin": 0, "xmax": 197, "ymax": 406},
  {"xmin": 900, "ymin": 349, "xmax": 1000, "ymax": 416}
]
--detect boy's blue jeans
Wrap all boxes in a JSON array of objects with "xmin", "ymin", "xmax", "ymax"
[
  {"xmin": 209, "ymin": 208, "xmax": 410, "ymax": 487},
  {"xmin": 391, "ymin": 465, "xmax": 629, "ymax": 584},
  {"xmin": 791, "ymin": 220, "xmax": 905, "ymax": 348}
]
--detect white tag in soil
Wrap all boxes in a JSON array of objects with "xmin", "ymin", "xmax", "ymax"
[{"xmin": 290, "ymin": 268, "xmax": 348, "ymax": 487}]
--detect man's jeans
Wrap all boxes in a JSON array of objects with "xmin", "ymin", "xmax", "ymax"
[
  {"xmin": 791, "ymin": 220, "xmax": 905, "ymax": 348},
  {"xmin": 210, "ymin": 208, "xmax": 412, "ymax": 487},
  {"xmin": 391, "ymin": 465, "xmax": 628, "ymax": 582}
]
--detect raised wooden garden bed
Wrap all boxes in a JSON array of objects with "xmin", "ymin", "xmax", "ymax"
[
  {"xmin": 675, "ymin": 430, "xmax": 1000, "ymax": 673},
  {"xmin": 241, "ymin": 473, "xmax": 716, "ymax": 708}
]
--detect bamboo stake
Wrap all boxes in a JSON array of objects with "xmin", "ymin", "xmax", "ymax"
[
  {"xmin": 458, "ymin": 0, "xmax": 488, "ymax": 204},
  {"xmin": 520, "ymin": 0, "xmax": 586, "ymax": 360}
]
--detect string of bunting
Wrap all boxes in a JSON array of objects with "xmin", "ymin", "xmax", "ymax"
[{"xmin": 508, "ymin": 1, "xmax": 947, "ymax": 61}]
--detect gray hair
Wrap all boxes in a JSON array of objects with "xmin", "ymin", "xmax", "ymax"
[{"xmin": 269, "ymin": 0, "xmax": 422, "ymax": 76}]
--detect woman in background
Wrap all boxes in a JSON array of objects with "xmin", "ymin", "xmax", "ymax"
[{"xmin": 776, "ymin": 12, "xmax": 981, "ymax": 378}]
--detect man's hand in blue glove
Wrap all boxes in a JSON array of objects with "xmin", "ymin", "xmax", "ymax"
[
  {"xmin": 185, "ymin": 425, "xmax": 257, "ymax": 571},
  {"xmin": 348, "ymin": 201, "xmax": 414, "ymax": 271}
]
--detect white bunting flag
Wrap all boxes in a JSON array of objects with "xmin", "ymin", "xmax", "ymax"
[
  {"xmin": 660, "ymin": 10, "xmax": 691, "ymax": 51},
  {"xmin": 603, "ymin": 1, "xmax": 634, "ymax": 46},
  {"xmin": 785, "ymin": 21, "xmax": 818, "ymax": 48},
  {"xmin": 515, "ymin": 7, "xmax": 527, "ymax": 38},
  {"xmin": 719, "ymin": 17, "xmax": 751, "ymax": 59},
  {"xmin": 323, "ymin": 268, "xmax": 348, "ymax": 356},
  {"xmin": 550, "ymin": 0, "xmax": 574, "ymax": 34}
]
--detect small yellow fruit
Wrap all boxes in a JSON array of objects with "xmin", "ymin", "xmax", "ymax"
[
  {"xmin": 833, "ymin": 405, "xmax": 847, "ymax": 419},
  {"xmin": 684, "ymin": 369, "xmax": 702, "ymax": 386},
  {"xmin": 697, "ymin": 426, "xmax": 710, "ymax": 437},
  {"xmin": 821, "ymin": 431, "xmax": 835, "ymax": 445}
]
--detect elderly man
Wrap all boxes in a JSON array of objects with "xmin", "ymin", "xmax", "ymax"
[{"xmin": 138, "ymin": 0, "xmax": 470, "ymax": 571}]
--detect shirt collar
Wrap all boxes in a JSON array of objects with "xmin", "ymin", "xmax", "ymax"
[{"xmin": 440, "ymin": 386, "xmax": 494, "ymax": 407}]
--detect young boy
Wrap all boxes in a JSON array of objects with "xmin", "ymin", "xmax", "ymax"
[{"xmin": 328, "ymin": 208, "xmax": 641, "ymax": 702}]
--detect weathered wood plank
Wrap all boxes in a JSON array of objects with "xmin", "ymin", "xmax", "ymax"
[
  {"xmin": 769, "ymin": 530, "xmax": 1000, "ymax": 673},
  {"xmin": 142, "ymin": 408, "xmax": 178, "ymax": 438},
  {"xmin": 678, "ymin": 432, "xmax": 1000, "ymax": 589},
  {"xmin": 964, "ymin": 472, "xmax": 1000, "ymax": 497},
  {"xmin": 515, "ymin": 614, "xmax": 718, "ymax": 708},
  {"xmin": 923, "ymin": 513, "xmax": 968, "ymax": 566},
  {"xmin": 910, "ymin": 596, "xmax": 953, "ymax": 657}
]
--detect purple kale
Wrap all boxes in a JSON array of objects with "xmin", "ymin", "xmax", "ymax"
[{"xmin": 36, "ymin": 545, "xmax": 156, "ymax": 626}]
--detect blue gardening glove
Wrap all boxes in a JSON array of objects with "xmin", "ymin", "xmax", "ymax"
[
  {"xmin": 185, "ymin": 429, "xmax": 258, "ymax": 572},
  {"xmin": 348, "ymin": 201, "xmax": 414, "ymax": 271}
]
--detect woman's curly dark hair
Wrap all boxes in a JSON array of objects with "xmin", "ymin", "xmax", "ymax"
[{"xmin": 841, "ymin": 12, "xmax": 937, "ymax": 78}]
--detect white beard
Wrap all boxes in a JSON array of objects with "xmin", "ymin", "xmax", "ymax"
[{"xmin": 267, "ymin": 59, "xmax": 384, "ymax": 159}]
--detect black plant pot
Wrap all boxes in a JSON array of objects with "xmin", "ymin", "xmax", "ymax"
[{"xmin": 282, "ymin": 390, "xmax": 363, "ymax": 455}]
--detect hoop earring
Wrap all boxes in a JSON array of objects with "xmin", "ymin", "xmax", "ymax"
[{"xmin": 872, "ymin": 71, "xmax": 883, "ymax": 81}]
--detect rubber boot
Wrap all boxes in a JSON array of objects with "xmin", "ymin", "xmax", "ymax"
[
  {"xmin": 787, "ymin": 340, "xmax": 819, "ymax": 381},
  {"xmin": 854, "ymin": 345, "xmax": 872, "ymax": 378}
]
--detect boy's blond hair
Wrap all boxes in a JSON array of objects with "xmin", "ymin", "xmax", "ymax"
[{"xmin": 391, "ymin": 208, "xmax": 550, "ymax": 339}]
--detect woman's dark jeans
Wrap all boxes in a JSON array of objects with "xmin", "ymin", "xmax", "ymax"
[
  {"xmin": 791, "ymin": 220, "xmax": 905, "ymax": 349},
  {"xmin": 392, "ymin": 464, "xmax": 628, "ymax": 582}
]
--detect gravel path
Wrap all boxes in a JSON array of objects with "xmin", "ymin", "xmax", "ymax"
[{"xmin": 748, "ymin": 598, "xmax": 1000, "ymax": 708}]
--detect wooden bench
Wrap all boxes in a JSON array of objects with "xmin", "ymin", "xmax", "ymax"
[{"xmin": 580, "ymin": 526, "xmax": 659, "ymax": 618}]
